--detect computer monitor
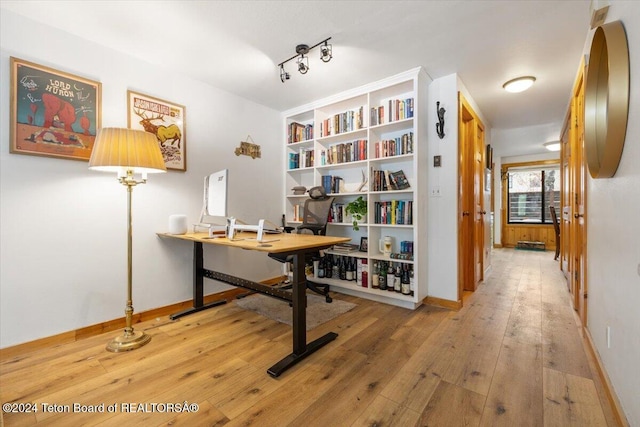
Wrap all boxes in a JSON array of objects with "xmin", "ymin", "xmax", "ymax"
[{"xmin": 195, "ymin": 169, "xmax": 228, "ymax": 232}]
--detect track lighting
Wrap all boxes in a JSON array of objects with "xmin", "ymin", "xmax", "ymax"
[
  {"xmin": 297, "ymin": 55, "xmax": 309, "ymax": 74},
  {"xmin": 278, "ymin": 37, "xmax": 332, "ymax": 83},
  {"xmin": 280, "ymin": 65, "xmax": 290, "ymax": 83},
  {"xmin": 320, "ymin": 41, "xmax": 332, "ymax": 63}
]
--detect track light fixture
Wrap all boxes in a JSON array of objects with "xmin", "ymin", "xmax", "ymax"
[
  {"xmin": 297, "ymin": 54, "xmax": 309, "ymax": 74},
  {"xmin": 280, "ymin": 64, "xmax": 290, "ymax": 83},
  {"xmin": 278, "ymin": 37, "xmax": 332, "ymax": 82}
]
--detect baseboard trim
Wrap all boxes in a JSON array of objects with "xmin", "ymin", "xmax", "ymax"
[
  {"xmin": 583, "ymin": 327, "xmax": 630, "ymax": 426},
  {"xmin": 0, "ymin": 276, "xmax": 285, "ymax": 361},
  {"xmin": 423, "ymin": 296, "xmax": 462, "ymax": 311}
]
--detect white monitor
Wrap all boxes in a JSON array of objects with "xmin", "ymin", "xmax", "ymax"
[{"xmin": 195, "ymin": 169, "xmax": 228, "ymax": 233}]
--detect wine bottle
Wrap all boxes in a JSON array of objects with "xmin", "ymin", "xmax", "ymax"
[
  {"xmin": 401, "ymin": 264, "xmax": 411, "ymax": 295},
  {"xmin": 339, "ymin": 256, "xmax": 346, "ymax": 280},
  {"xmin": 361, "ymin": 259, "xmax": 368, "ymax": 288},
  {"xmin": 325, "ymin": 254, "xmax": 333, "ymax": 278},
  {"xmin": 372, "ymin": 261, "xmax": 379, "ymax": 288},
  {"xmin": 394, "ymin": 262, "xmax": 402, "ymax": 292},
  {"xmin": 346, "ymin": 257, "xmax": 354, "ymax": 281},
  {"xmin": 379, "ymin": 261, "xmax": 387, "ymax": 290},
  {"xmin": 409, "ymin": 265, "xmax": 415, "ymax": 296},
  {"xmin": 387, "ymin": 262, "xmax": 395, "ymax": 291}
]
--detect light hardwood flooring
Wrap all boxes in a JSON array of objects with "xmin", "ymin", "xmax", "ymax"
[{"xmin": 0, "ymin": 249, "xmax": 622, "ymax": 426}]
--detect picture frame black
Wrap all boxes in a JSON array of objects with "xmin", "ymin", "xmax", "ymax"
[{"xmin": 359, "ymin": 236, "xmax": 368, "ymax": 252}]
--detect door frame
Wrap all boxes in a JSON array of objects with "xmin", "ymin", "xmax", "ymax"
[{"xmin": 458, "ymin": 93, "xmax": 486, "ymax": 299}]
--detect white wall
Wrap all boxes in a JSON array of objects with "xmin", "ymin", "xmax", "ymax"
[
  {"xmin": 585, "ymin": 2, "xmax": 640, "ymax": 424},
  {"xmin": 0, "ymin": 10, "xmax": 283, "ymax": 348},
  {"xmin": 427, "ymin": 74, "xmax": 490, "ymax": 303}
]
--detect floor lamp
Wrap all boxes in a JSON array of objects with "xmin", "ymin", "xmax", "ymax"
[{"xmin": 89, "ymin": 128, "xmax": 166, "ymax": 352}]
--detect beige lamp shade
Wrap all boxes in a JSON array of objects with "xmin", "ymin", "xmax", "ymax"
[{"xmin": 89, "ymin": 128, "xmax": 167, "ymax": 174}]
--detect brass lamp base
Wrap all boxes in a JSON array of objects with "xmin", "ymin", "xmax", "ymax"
[{"xmin": 106, "ymin": 330, "xmax": 151, "ymax": 353}]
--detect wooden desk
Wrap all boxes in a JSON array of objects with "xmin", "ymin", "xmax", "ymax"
[{"xmin": 157, "ymin": 231, "xmax": 350, "ymax": 377}]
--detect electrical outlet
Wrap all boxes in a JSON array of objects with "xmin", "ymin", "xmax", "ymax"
[{"xmin": 430, "ymin": 186, "xmax": 441, "ymax": 197}]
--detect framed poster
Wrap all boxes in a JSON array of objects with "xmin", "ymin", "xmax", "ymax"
[
  {"xmin": 10, "ymin": 57, "xmax": 102, "ymax": 161},
  {"xmin": 127, "ymin": 90, "xmax": 186, "ymax": 171}
]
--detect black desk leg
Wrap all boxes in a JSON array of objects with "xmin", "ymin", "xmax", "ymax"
[
  {"xmin": 267, "ymin": 252, "xmax": 338, "ymax": 377},
  {"xmin": 170, "ymin": 241, "xmax": 226, "ymax": 320}
]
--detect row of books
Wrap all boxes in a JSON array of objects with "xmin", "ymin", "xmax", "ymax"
[
  {"xmin": 373, "ymin": 200, "xmax": 413, "ymax": 225},
  {"xmin": 374, "ymin": 132, "xmax": 414, "ymax": 158},
  {"xmin": 319, "ymin": 106, "xmax": 365, "ymax": 137},
  {"xmin": 371, "ymin": 169, "xmax": 410, "ymax": 192},
  {"xmin": 322, "ymin": 175, "xmax": 344, "ymax": 195},
  {"xmin": 370, "ymin": 98, "xmax": 414, "ymax": 126},
  {"xmin": 319, "ymin": 139, "xmax": 367, "ymax": 165},
  {"xmin": 287, "ymin": 121, "xmax": 314, "ymax": 144},
  {"xmin": 288, "ymin": 149, "xmax": 314, "ymax": 169}
]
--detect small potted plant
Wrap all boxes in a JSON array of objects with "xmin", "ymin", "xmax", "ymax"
[{"xmin": 345, "ymin": 196, "xmax": 367, "ymax": 231}]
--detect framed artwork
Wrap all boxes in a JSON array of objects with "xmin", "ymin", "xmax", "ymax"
[
  {"xmin": 359, "ymin": 236, "xmax": 368, "ymax": 252},
  {"xmin": 486, "ymin": 144, "xmax": 493, "ymax": 170},
  {"xmin": 10, "ymin": 57, "xmax": 102, "ymax": 161},
  {"xmin": 127, "ymin": 90, "xmax": 186, "ymax": 171}
]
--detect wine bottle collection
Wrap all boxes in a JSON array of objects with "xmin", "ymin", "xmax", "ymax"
[{"xmin": 309, "ymin": 254, "xmax": 413, "ymax": 296}]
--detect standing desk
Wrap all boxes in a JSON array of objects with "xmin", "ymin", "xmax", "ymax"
[{"xmin": 157, "ymin": 231, "xmax": 350, "ymax": 377}]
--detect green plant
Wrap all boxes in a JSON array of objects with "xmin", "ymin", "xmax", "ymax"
[{"xmin": 345, "ymin": 196, "xmax": 367, "ymax": 231}]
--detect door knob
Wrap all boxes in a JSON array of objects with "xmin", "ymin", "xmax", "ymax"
[
  {"xmin": 463, "ymin": 211, "xmax": 470, "ymax": 216},
  {"xmin": 479, "ymin": 211, "xmax": 487, "ymax": 215},
  {"xmin": 574, "ymin": 213, "xmax": 584, "ymax": 218}
]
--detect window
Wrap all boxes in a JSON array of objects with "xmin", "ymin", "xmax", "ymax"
[{"xmin": 507, "ymin": 167, "xmax": 560, "ymax": 224}]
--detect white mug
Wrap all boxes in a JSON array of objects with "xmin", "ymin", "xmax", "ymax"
[{"xmin": 379, "ymin": 236, "xmax": 393, "ymax": 255}]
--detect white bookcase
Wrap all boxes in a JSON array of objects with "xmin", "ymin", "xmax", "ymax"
[{"xmin": 283, "ymin": 68, "xmax": 429, "ymax": 309}]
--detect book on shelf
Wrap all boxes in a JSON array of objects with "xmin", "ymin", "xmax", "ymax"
[
  {"xmin": 369, "ymin": 98, "xmax": 414, "ymax": 126},
  {"xmin": 320, "ymin": 139, "xmax": 367, "ymax": 165},
  {"xmin": 374, "ymin": 132, "xmax": 413, "ymax": 158},
  {"xmin": 374, "ymin": 200, "xmax": 413, "ymax": 225},
  {"xmin": 320, "ymin": 106, "xmax": 364, "ymax": 137},
  {"xmin": 332, "ymin": 243, "xmax": 361, "ymax": 253},
  {"xmin": 288, "ymin": 121, "xmax": 313, "ymax": 144},
  {"xmin": 389, "ymin": 170, "xmax": 410, "ymax": 190},
  {"xmin": 371, "ymin": 169, "xmax": 411, "ymax": 191},
  {"xmin": 322, "ymin": 175, "xmax": 343, "ymax": 195}
]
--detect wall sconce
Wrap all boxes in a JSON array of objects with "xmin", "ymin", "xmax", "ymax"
[{"xmin": 278, "ymin": 37, "xmax": 332, "ymax": 82}]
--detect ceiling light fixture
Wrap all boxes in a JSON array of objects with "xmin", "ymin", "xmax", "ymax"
[
  {"xmin": 278, "ymin": 37, "xmax": 332, "ymax": 82},
  {"xmin": 503, "ymin": 76, "xmax": 536, "ymax": 93},
  {"xmin": 280, "ymin": 64, "xmax": 290, "ymax": 83},
  {"xmin": 544, "ymin": 141, "xmax": 561, "ymax": 152}
]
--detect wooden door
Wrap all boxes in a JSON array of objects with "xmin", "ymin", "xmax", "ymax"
[
  {"xmin": 572, "ymin": 69, "xmax": 588, "ymax": 323},
  {"xmin": 458, "ymin": 93, "xmax": 485, "ymax": 297},
  {"xmin": 562, "ymin": 60, "xmax": 588, "ymax": 324},
  {"xmin": 560, "ymin": 115, "xmax": 572, "ymax": 284},
  {"xmin": 474, "ymin": 122, "xmax": 486, "ymax": 283}
]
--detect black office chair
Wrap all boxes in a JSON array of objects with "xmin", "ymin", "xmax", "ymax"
[{"xmin": 270, "ymin": 186, "xmax": 335, "ymax": 302}]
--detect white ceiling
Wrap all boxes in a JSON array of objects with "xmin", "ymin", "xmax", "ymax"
[{"xmin": 1, "ymin": 1, "xmax": 593, "ymax": 140}]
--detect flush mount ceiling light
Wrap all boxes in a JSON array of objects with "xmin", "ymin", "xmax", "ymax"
[
  {"xmin": 278, "ymin": 37, "xmax": 332, "ymax": 82},
  {"xmin": 544, "ymin": 141, "xmax": 561, "ymax": 152},
  {"xmin": 503, "ymin": 76, "xmax": 536, "ymax": 93}
]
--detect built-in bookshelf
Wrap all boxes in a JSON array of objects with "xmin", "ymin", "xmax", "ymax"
[{"xmin": 283, "ymin": 68, "xmax": 429, "ymax": 309}]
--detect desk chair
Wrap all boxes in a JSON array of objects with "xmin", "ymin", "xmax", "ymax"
[
  {"xmin": 270, "ymin": 186, "xmax": 335, "ymax": 302},
  {"xmin": 550, "ymin": 206, "xmax": 560, "ymax": 260}
]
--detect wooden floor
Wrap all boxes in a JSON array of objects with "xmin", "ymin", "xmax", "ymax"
[{"xmin": 0, "ymin": 249, "xmax": 621, "ymax": 426}]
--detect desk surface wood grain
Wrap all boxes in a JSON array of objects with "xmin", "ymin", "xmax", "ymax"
[{"xmin": 157, "ymin": 231, "xmax": 351, "ymax": 253}]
